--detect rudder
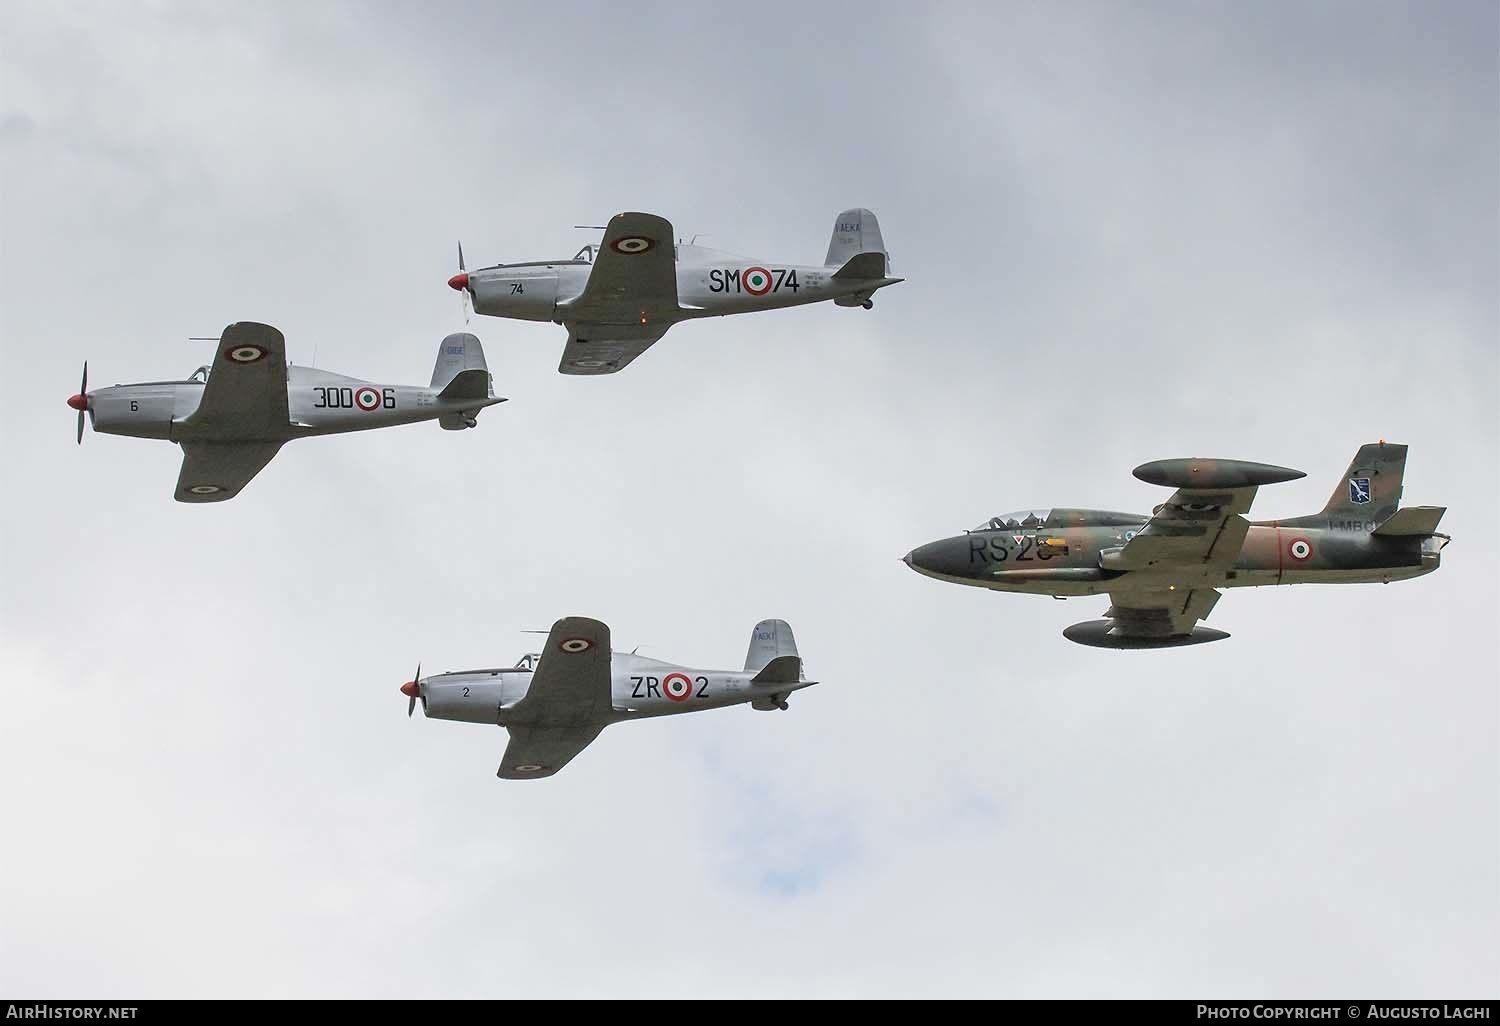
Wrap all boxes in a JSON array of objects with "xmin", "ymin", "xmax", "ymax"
[
  {"xmin": 431, "ymin": 332, "xmax": 490, "ymax": 391},
  {"xmin": 1320, "ymin": 442, "xmax": 1406, "ymax": 524},
  {"xmin": 745, "ymin": 619, "xmax": 799, "ymax": 673},
  {"xmin": 825, "ymin": 208, "xmax": 888, "ymax": 270}
]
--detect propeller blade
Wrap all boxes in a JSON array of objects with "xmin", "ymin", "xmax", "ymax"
[
  {"xmin": 453, "ymin": 243, "xmax": 472, "ymax": 324},
  {"xmin": 73, "ymin": 361, "xmax": 88, "ymax": 445},
  {"xmin": 401, "ymin": 663, "xmax": 422, "ymax": 717}
]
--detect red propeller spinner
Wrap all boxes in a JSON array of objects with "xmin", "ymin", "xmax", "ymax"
[
  {"xmin": 69, "ymin": 362, "xmax": 89, "ymax": 444},
  {"xmin": 401, "ymin": 665, "xmax": 422, "ymax": 718},
  {"xmin": 449, "ymin": 242, "xmax": 472, "ymax": 323}
]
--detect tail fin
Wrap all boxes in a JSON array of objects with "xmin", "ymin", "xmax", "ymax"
[
  {"xmin": 745, "ymin": 619, "xmax": 799, "ymax": 674},
  {"xmin": 431, "ymin": 332, "xmax": 491, "ymax": 396},
  {"xmin": 825, "ymin": 208, "xmax": 888, "ymax": 272},
  {"xmin": 1319, "ymin": 442, "xmax": 1407, "ymax": 524}
]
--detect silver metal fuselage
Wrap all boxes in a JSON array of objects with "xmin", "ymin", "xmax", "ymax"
[
  {"xmin": 468, "ymin": 244, "xmax": 895, "ymax": 323},
  {"xmin": 420, "ymin": 652, "xmax": 816, "ymax": 727},
  {"xmin": 86, "ymin": 367, "xmax": 489, "ymax": 443}
]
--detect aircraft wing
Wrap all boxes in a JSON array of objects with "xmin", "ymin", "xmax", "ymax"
[
  {"xmin": 510, "ymin": 616, "xmax": 612, "ymax": 724},
  {"xmin": 559, "ymin": 212, "xmax": 678, "ymax": 375},
  {"xmin": 1108, "ymin": 458, "xmax": 1305, "ymax": 572},
  {"xmin": 1100, "ymin": 586, "xmax": 1223, "ymax": 639},
  {"xmin": 557, "ymin": 325, "xmax": 670, "ymax": 375},
  {"xmin": 1107, "ymin": 485, "xmax": 1258, "ymax": 571},
  {"xmin": 174, "ymin": 441, "xmax": 284, "ymax": 503},
  {"xmin": 185, "ymin": 321, "xmax": 290, "ymax": 437},
  {"xmin": 498, "ymin": 725, "xmax": 605, "ymax": 779}
]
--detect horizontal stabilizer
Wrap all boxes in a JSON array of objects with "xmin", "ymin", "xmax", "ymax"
[
  {"xmin": 833, "ymin": 251, "xmax": 888, "ymax": 281},
  {"xmin": 438, "ymin": 367, "xmax": 493, "ymax": 402},
  {"xmin": 1372, "ymin": 506, "xmax": 1446, "ymax": 536},
  {"xmin": 751, "ymin": 654, "xmax": 802, "ymax": 685}
]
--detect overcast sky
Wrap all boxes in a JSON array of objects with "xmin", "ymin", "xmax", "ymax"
[{"xmin": 1, "ymin": 0, "xmax": 1495, "ymax": 998}]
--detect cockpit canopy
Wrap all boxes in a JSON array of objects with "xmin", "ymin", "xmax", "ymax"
[
  {"xmin": 189, "ymin": 365, "xmax": 210, "ymax": 383},
  {"xmin": 973, "ymin": 509, "xmax": 1052, "ymax": 531},
  {"xmin": 971, "ymin": 508, "xmax": 1146, "ymax": 531},
  {"xmin": 514, "ymin": 653, "xmax": 542, "ymax": 671}
]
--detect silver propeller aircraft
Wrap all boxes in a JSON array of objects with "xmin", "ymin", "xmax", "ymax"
[
  {"xmin": 400, "ymin": 616, "xmax": 816, "ymax": 778},
  {"xmin": 903, "ymin": 442, "xmax": 1449, "ymax": 648},
  {"xmin": 68, "ymin": 322, "xmax": 505, "ymax": 502},
  {"xmin": 446, "ymin": 207, "xmax": 901, "ymax": 375}
]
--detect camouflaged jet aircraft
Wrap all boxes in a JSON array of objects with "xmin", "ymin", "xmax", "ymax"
[
  {"xmin": 67, "ymin": 321, "xmax": 504, "ymax": 502},
  {"xmin": 446, "ymin": 207, "xmax": 901, "ymax": 375},
  {"xmin": 401, "ymin": 616, "xmax": 815, "ymax": 779},
  {"xmin": 903, "ymin": 442, "xmax": 1448, "ymax": 648}
]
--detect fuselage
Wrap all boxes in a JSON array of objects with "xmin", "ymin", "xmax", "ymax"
[
  {"xmin": 904, "ymin": 507, "xmax": 1446, "ymax": 597},
  {"xmin": 467, "ymin": 243, "xmax": 896, "ymax": 323},
  {"xmin": 419, "ymin": 652, "xmax": 816, "ymax": 727},
  {"xmin": 85, "ymin": 366, "xmax": 491, "ymax": 443}
]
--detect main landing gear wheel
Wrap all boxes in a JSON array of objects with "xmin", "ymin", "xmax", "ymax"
[{"xmin": 861, "ymin": 300, "xmax": 873, "ymax": 310}]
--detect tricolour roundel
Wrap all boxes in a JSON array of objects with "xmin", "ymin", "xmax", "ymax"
[
  {"xmin": 742, "ymin": 266, "xmax": 773, "ymax": 296},
  {"xmin": 559, "ymin": 637, "xmax": 593, "ymax": 654},
  {"xmin": 226, "ymin": 344, "xmax": 268, "ymax": 364},
  {"xmin": 188, "ymin": 485, "xmax": 221, "ymax": 495},
  {"xmin": 610, "ymin": 235, "xmax": 655, "ymax": 255},
  {"xmin": 354, "ymin": 386, "xmax": 381, "ymax": 412},
  {"xmin": 662, "ymin": 672, "xmax": 692, "ymax": 702},
  {"xmin": 1288, "ymin": 537, "xmax": 1313, "ymax": 562}
]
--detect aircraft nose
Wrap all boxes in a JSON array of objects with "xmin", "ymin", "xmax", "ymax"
[
  {"xmin": 66, "ymin": 393, "xmax": 89, "ymax": 411},
  {"xmin": 399, "ymin": 680, "xmax": 420, "ymax": 698},
  {"xmin": 447, "ymin": 272, "xmax": 470, "ymax": 291},
  {"xmin": 904, "ymin": 539, "xmax": 971, "ymax": 579}
]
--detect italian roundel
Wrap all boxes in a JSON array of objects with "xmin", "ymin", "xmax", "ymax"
[
  {"xmin": 354, "ymin": 387, "xmax": 381, "ymax": 412},
  {"xmin": 662, "ymin": 672, "xmax": 692, "ymax": 702},
  {"xmin": 742, "ymin": 266, "xmax": 773, "ymax": 296},
  {"xmin": 226, "ymin": 343, "xmax": 268, "ymax": 364},
  {"xmin": 610, "ymin": 236, "xmax": 655, "ymax": 255},
  {"xmin": 1287, "ymin": 537, "xmax": 1313, "ymax": 562}
]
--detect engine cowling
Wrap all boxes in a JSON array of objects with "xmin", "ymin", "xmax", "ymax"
[
  {"xmin": 422, "ymin": 677, "xmax": 504, "ymax": 724},
  {"xmin": 470, "ymin": 267, "xmax": 560, "ymax": 321}
]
